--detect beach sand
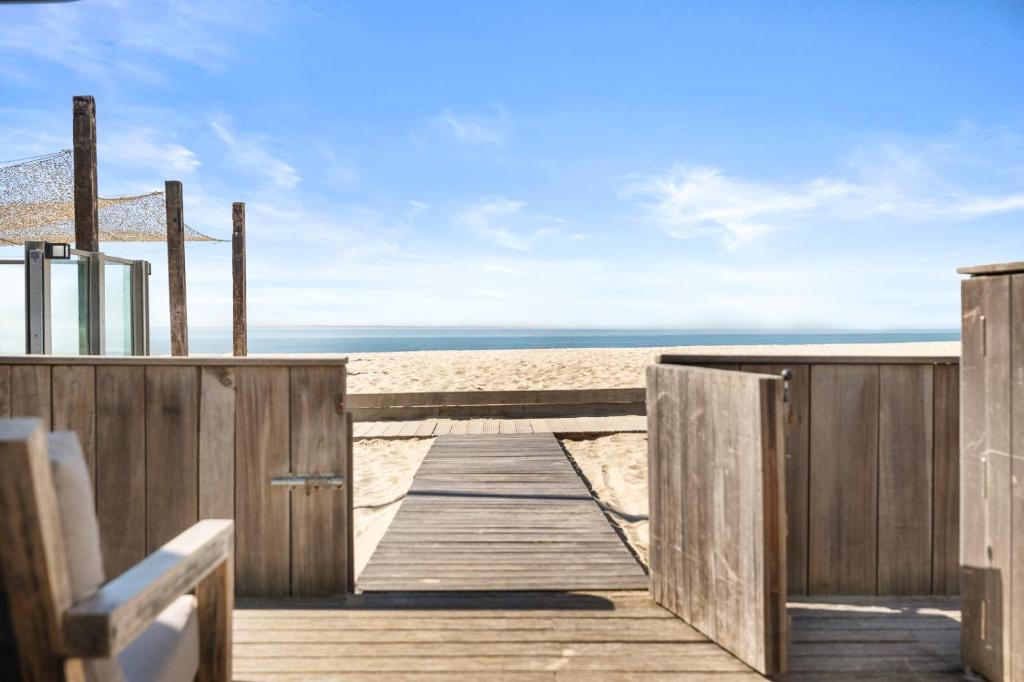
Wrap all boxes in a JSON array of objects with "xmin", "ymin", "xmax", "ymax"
[{"xmin": 352, "ymin": 340, "xmax": 958, "ymax": 575}]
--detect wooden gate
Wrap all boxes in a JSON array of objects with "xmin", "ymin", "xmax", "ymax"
[{"xmin": 647, "ymin": 364, "xmax": 787, "ymax": 675}]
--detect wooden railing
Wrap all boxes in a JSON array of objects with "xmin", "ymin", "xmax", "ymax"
[
  {"xmin": 0, "ymin": 355, "xmax": 352, "ymax": 598},
  {"xmin": 348, "ymin": 387, "xmax": 645, "ymax": 421},
  {"xmin": 658, "ymin": 354, "xmax": 960, "ymax": 596}
]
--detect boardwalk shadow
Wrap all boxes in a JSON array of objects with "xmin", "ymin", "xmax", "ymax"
[{"xmin": 238, "ymin": 591, "xmax": 619, "ymax": 611}]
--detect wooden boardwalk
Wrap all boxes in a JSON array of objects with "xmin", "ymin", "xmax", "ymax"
[
  {"xmin": 358, "ymin": 434, "xmax": 649, "ymax": 591},
  {"xmin": 353, "ymin": 415, "xmax": 646, "ymax": 439}
]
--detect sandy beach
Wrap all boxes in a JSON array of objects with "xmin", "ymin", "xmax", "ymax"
[{"xmin": 352, "ymin": 340, "xmax": 958, "ymax": 575}]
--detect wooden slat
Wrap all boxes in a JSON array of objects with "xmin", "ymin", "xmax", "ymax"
[
  {"xmin": 808, "ymin": 364, "xmax": 879, "ymax": 594},
  {"xmin": 290, "ymin": 366, "xmax": 350, "ymax": 596},
  {"xmin": 51, "ymin": 365, "xmax": 96, "ymax": 485},
  {"xmin": 0, "ymin": 356, "xmax": 348, "ymax": 367},
  {"xmin": 646, "ymin": 365, "xmax": 786, "ymax": 675},
  {"xmin": 145, "ymin": 366, "xmax": 199, "ymax": 551},
  {"xmin": 877, "ymin": 364, "xmax": 934, "ymax": 594},
  {"xmin": 199, "ymin": 367, "xmax": 236, "ymax": 520},
  {"xmin": 960, "ymin": 275, "xmax": 1012, "ymax": 682},
  {"xmin": 235, "ymin": 367, "xmax": 291, "ymax": 596},
  {"xmin": 95, "ymin": 366, "xmax": 147, "ymax": 577},
  {"xmin": 741, "ymin": 363, "xmax": 810, "ymax": 595},
  {"xmin": 10, "ymin": 364, "xmax": 51, "ymax": 427},
  {"xmin": 0, "ymin": 365, "xmax": 11, "ymax": 418},
  {"xmin": 931, "ymin": 364, "xmax": 960, "ymax": 595},
  {"xmin": 1013, "ymin": 274, "xmax": 1024, "ymax": 682}
]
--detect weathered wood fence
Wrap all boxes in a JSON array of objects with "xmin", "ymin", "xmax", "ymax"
[
  {"xmin": 658, "ymin": 354, "xmax": 960, "ymax": 596},
  {"xmin": 348, "ymin": 387, "xmax": 645, "ymax": 421},
  {"xmin": 0, "ymin": 355, "xmax": 352, "ymax": 598},
  {"xmin": 647, "ymin": 364, "xmax": 787, "ymax": 675}
]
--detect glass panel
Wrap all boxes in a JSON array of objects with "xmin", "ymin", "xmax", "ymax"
[
  {"xmin": 0, "ymin": 262, "xmax": 25, "ymax": 354},
  {"xmin": 50, "ymin": 255, "xmax": 89, "ymax": 355},
  {"xmin": 104, "ymin": 260, "xmax": 133, "ymax": 356}
]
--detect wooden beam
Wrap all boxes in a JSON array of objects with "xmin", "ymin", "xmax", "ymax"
[
  {"xmin": 164, "ymin": 181, "xmax": 188, "ymax": 356},
  {"xmin": 72, "ymin": 96, "xmax": 98, "ymax": 253},
  {"xmin": 232, "ymin": 202, "xmax": 247, "ymax": 357}
]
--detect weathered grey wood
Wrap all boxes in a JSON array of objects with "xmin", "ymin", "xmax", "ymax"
[
  {"xmin": 1012, "ymin": 273, "xmax": 1024, "ymax": 682},
  {"xmin": 232, "ymin": 201, "xmax": 247, "ymax": 357},
  {"xmin": 0, "ymin": 365, "xmax": 11, "ymax": 418},
  {"xmin": 11, "ymin": 364, "xmax": 52, "ymax": 427},
  {"xmin": 72, "ymin": 95, "xmax": 98, "ymax": 253},
  {"xmin": 808, "ymin": 364, "xmax": 879, "ymax": 594},
  {"xmin": 646, "ymin": 364, "xmax": 787, "ymax": 675},
  {"xmin": 64, "ymin": 520, "xmax": 233, "ymax": 658},
  {"xmin": 0, "ymin": 419, "xmax": 87, "ymax": 682},
  {"xmin": 661, "ymin": 354, "xmax": 958, "ymax": 366},
  {"xmin": 359, "ymin": 434, "xmax": 646, "ymax": 592},
  {"xmin": 95, "ymin": 366, "xmax": 147, "ymax": 577},
  {"xmin": 235, "ymin": 367, "xmax": 291, "ymax": 596},
  {"xmin": 958, "ymin": 261, "xmax": 1024, "ymax": 276},
  {"xmin": 960, "ymin": 273, "xmax": 1012, "ymax": 682},
  {"xmin": 289, "ymin": 366, "xmax": 350, "ymax": 596},
  {"xmin": 932, "ymin": 363, "xmax": 960, "ymax": 595},
  {"xmin": 0, "ymin": 355, "xmax": 347, "ymax": 367},
  {"xmin": 199, "ymin": 366, "xmax": 235, "ymax": 520},
  {"xmin": 741, "ymin": 363, "xmax": 810, "ymax": 595},
  {"xmin": 877, "ymin": 364, "xmax": 934, "ymax": 594},
  {"xmin": 165, "ymin": 180, "xmax": 189, "ymax": 356},
  {"xmin": 196, "ymin": 537, "xmax": 233, "ymax": 682},
  {"xmin": 51, "ymin": 365, "xmax": 96, "ymax": 486},
  {"xmin": 145, "ymin": 366, "xmax": 199, "ymax": 551}
]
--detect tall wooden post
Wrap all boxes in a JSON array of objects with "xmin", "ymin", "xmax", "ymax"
[
  {"xmin": 165, "ymin": 181, "xmax": 188, "ymax": 356},
  {"xmin": 232, "ymin": 202, "xmax": 247, "ymax": 357},
  {"xmin": 72, "ymin": 95, "xmax": 99, "ymax": 252}
]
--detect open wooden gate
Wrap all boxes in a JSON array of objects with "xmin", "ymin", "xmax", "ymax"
[{"xmin": 647, "ymin": 364, "xmax": 787, "ymax": 675}]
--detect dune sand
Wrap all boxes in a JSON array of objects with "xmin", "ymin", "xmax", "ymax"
[{"xmin": 352, "ymin": 341, "xmax": 958, "ymax": 575}]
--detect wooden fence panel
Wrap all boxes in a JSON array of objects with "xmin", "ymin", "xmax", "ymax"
[
  {"xmin": 52, "ymin": 366, "xmax": 96, "ymax": 485},
  {"xmin": 95, "ymin": 366, "xmax": 147, "ymax": 577},
  {"xmin": 647, "ymin": 364, "xmax": 786, "ymax": 675},
  {"xmin": 199, "ymin": 367, "xmax": 235, "ymax": 520},
  {"xmin": 1012, "ymin": 273, "xmax": 1024, "ymax": 682},
  {"xmin": 10, "ymin": 365, "xmax": 50, "ymax": 427},
  {"xmin": 877, "ymin": 364, "xmax": 934, "ymax": 594},
  {"xmin": 932, "ymin": 363, "xmax": 960, "ymax": 595}
]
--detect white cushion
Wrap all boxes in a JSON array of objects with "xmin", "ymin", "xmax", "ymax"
[
  {"xmin": 118, "ymin": 595, "xmax": 200, "ymax": 682},
  {"xmin": 47, "ymin": 432, "xmax": 105, "ymax": 602}
]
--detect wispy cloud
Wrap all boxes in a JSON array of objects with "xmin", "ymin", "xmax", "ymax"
[
  {"xmin": 626, "ymin": 128, "xmax": 1024, "ymax": 249},
  {"xmin": 210, "ymin": 115, "xmax": 300, "ymax": 189},
  {"xmin": 101, "ymin": 127, "xmax": 200, "ymax": 175},
  {"xmin": 458, "ymin": 197, "xmax": 529, "ymax": 250},
  {"xmin": 434, "ymin": 109, "xmax": 507, "ymax": 147}
]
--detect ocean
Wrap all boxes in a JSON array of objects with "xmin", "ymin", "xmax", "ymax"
[{"xmin": 149, "ymin": 327, "xmax": 960, "ymax": 355}]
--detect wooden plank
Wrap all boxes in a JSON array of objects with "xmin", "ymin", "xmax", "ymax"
[
  {"xmin": 289, "ymin": 366, "xmax": 350, "ymax": 596},
  {"xmin": 0, "ymin": 365, "xmax": 10, "ymax": 418},
  {"xmin": 1011, "ymin": 273, "xmax": 1024, "ymax": 682},
  {"xmin": 960, "ymin": 274, "xmax": 1012, "ymax": 682},
  {"xmin": 51, "ymin": 365, "xmax": 96, "ymax": 486},
  {"xmin": 232, "ymin": 201, "xmax": 247, "ymax": 357},
  {"xmin": 931, "ymin": 364, "xmax": 960, "ymax": 595},
  {"xmin": 197, "ymin": 539, "xmax": 233, "ymax": 682},
  {"xmin": 95, "ymin": 366, "xmax": 147, "ymax": 577},
  {"xmin": 661, "ymin": 354, "xmax": 959, "ymax": 366},
  {"xmin": 165, "ymin": 179, "xmax": 189, "ymax": 356},
  {"xmin": 235, "ymin": 367, "xmax": 291, "ymax": 596},
  {"xmin": 199, "ymin": 366, "xmax": 235, "ymax": 520},
  {"xmin": 72, "ymin": 95, "xmax": 98, "ymax": 252},
  {"xmin": 808, "ymin": 364, "xmax": 879, "ymax": 594},
  {"xmin": 0, "ymin": 356, "xmax": 348, "ymax": 367},
  {"xmin": 877, "ymin": 364, "xmax": 934, "ymax": 594},
  {"xmin": 348, "ymin": 388, "xmax": 645, "ymax": 409},
  {"xmin": 10, "ymin": 364, "xmax": 51, "ymax": 427},
  {"xmin": 145, "ymin": 366, "xmax": 199, "ymax": 551},
  {"xmin": 741, "ymin": 363, "xmax": 810, "ymax": 595}
]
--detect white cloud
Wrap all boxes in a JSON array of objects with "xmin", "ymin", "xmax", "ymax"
[
  {"xmin": 458, "ymin": 197, "xmax": 529, "ymax": 250},
  {"xmin": 210, "ymin": 116, "xmax": 300, "ymax": 189},
  {"xmin": 101, "ymin": 127, "xmax": 200, "ymax": 175},
  {"xmin": 626, "ymin": 129, "xmax": 1024, "ymax": 249},
  {"xmin": 434, "ymin": 109, "xmax": 506, "ymax": 147},
  {"xmin": 406, "ymin": 200, "xmax": 430, "ymax": 219}
]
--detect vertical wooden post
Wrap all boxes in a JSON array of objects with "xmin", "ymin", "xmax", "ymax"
[
  {"xmin": 72, "ymin": 95, "xmax": 99, "ymax": 253},
  {"xmin": 232, "ymin": 202, "xmax": 247, "ymax": 357},
  {"xmin": 165, "ymin": 181, "xmax": 188, "ymax": 356}
]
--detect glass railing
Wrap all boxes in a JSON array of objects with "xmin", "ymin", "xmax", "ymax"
[
  {"xmin": 0, "ymin": 260, "xmax": 24, "ymax": 354},
  {"xmin": 104, "ymin": 258, "xmax": 134, "ymax": 356},
  {"xmin": 49, "ymin": 255, "xmax": 90, "ymax": 355}
]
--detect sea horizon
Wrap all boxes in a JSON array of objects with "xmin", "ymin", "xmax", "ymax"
[{"xmin": 149, "ymin": 326, "xmax": 960, "ymax": 355}]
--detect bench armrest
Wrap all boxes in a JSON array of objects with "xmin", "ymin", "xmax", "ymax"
[{"xmin": 62, "ymin": 519, "xmax": 233, "ymax": 658}]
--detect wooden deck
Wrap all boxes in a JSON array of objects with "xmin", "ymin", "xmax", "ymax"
[
  {"xmin": 358, "ymin": 434, "xmax": 649, "ymax": 591},
  {"xmin": 232, "ymin": 593, "xmax": 963, "ymax": 680},
  {"xmin": 353, "ymin": 415, "xmax": 646, "ymax": 439}
]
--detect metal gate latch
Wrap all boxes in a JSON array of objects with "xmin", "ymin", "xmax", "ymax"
[{"xmin": 270, "ymin": 473, "xmax": 346, "ymax": 492}]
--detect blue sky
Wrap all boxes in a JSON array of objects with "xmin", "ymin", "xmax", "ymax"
[{"xmin": 1, "ymin": 0, "xmax": 1022, "ymax": 330}]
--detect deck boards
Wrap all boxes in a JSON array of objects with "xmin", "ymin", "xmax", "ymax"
[
  {"xmin": 354, "ymin": 415, "xmax": 646, "ymax": 439},
  {"xmin": 358, "ymin": 434, "xmax": 648, "ymax": 592},
  {"xmin": 232, "ymin": 593, "xmax": 963, "ymax": 680}
]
